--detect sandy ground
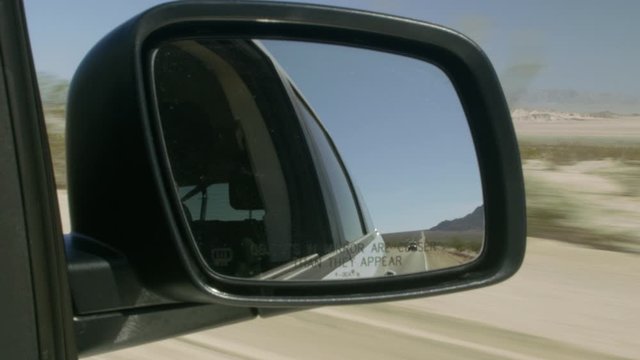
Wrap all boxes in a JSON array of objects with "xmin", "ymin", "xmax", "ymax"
[{"xmin": 57, "ymin": 191, "xmax": 639, "ymax": 359}]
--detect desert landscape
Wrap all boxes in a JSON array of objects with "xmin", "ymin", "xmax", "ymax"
[
  {"xmin": 43, "ymin": 108, "xmax": 638, "ymax": 359},
  {"xmin": 515, "ymin": 109, "xmax": 640, "ymax": 254}
]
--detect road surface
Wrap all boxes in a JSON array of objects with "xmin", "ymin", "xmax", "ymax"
[
  {"xmin": 55, "ymin": 192, "xmax": 638, "ymax": 359},
  {"xmin": 87, "ymin": 296, "xmax": 630, "ymax": 360}
]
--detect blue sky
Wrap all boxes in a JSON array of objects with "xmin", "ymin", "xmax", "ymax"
[
  {"xmin": 24, "ymin": 0, "xmax": 640, "ymax": 231},
  {"xmin": 262, "ymin": 40, "xmax": 481, "ymax": 231}
]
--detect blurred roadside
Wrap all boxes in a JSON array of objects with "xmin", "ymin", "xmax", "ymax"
[{"xmin": 515, "ymin": 109, "xmax": 640, "ymax": 253}]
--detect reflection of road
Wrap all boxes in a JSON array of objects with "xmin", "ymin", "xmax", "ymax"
[
  {"xmin": 426, "ymin": 249, "xmax": 467, "ymax": 271},
  {"xmin": 375, "ymin": 232, "xmax": 428, "ymax": 276}
]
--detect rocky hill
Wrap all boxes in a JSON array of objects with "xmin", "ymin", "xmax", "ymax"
[{"xmin": 429, "ymin": 205, "xmax": 484, "ymax": 231}]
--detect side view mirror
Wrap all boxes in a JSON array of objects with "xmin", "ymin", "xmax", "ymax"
[
  {"xmin": 154, "ymin": 38, "xmax": 487, "ymax": 282},
  {"xmin": 64, "ymin": 1, "xmax": 525, "ymax": 355}
]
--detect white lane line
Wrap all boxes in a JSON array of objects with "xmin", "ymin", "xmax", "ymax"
[{"xmin": 421, "ymin": 231, "xmax": 429, "ymax": 270}]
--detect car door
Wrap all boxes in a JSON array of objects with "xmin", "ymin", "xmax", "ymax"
[{"xmin": 0, "ymin": 0, "xmax": 76, "ymax": 359}]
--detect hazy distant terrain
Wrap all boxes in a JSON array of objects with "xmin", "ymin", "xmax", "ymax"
[
  {"xmin": 430, "ymin": 205, "xmax": 484, "ymax": 232},
  {"xmin": 513, "ymin": 108, "xmax": 640, "ymax": 146}
]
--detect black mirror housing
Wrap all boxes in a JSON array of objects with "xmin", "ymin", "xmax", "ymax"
[{"xmin": 66, "ymin": 1, "xmax": 525, "ymax": 308}]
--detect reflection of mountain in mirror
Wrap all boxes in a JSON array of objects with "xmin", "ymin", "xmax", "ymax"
[
  {"xmin": 430, "ymin": 205, "xmax": 484, "ymax": 231},
  {"xmin": 382, "ymin": 206, "xmax": 484, "ymax": 272}
]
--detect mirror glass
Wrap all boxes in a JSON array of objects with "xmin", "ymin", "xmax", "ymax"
[{"xmin": 152, "ymin": 38, "xmax": 484, "ymax": 281}]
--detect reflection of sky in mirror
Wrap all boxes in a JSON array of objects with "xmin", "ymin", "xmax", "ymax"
[{"xmin": 261, "ymin": 40, "xmax": 482, "ymax": 232}]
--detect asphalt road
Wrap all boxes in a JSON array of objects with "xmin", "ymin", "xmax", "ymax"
[{"xmin": 86, "ymin": 237, "xmax": 638, "ymax": 360}]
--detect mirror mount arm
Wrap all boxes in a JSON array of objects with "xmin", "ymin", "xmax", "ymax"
[{"xmin": 65, "ymin": 233, "xmax": 260, "ymax": 357}]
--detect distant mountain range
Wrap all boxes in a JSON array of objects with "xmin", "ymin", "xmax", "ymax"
[
  {"xmin": 430, "ymin": 205, "xmax": 484, "ymax": 232},
  {"xmin": 509, "ymin": 89, "xmax": 640, "ymax": 114}
]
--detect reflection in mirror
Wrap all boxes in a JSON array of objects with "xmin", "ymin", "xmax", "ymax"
[{"xmin": 152, "ymin": 38, "xmax": 483, "ymax": 281}]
